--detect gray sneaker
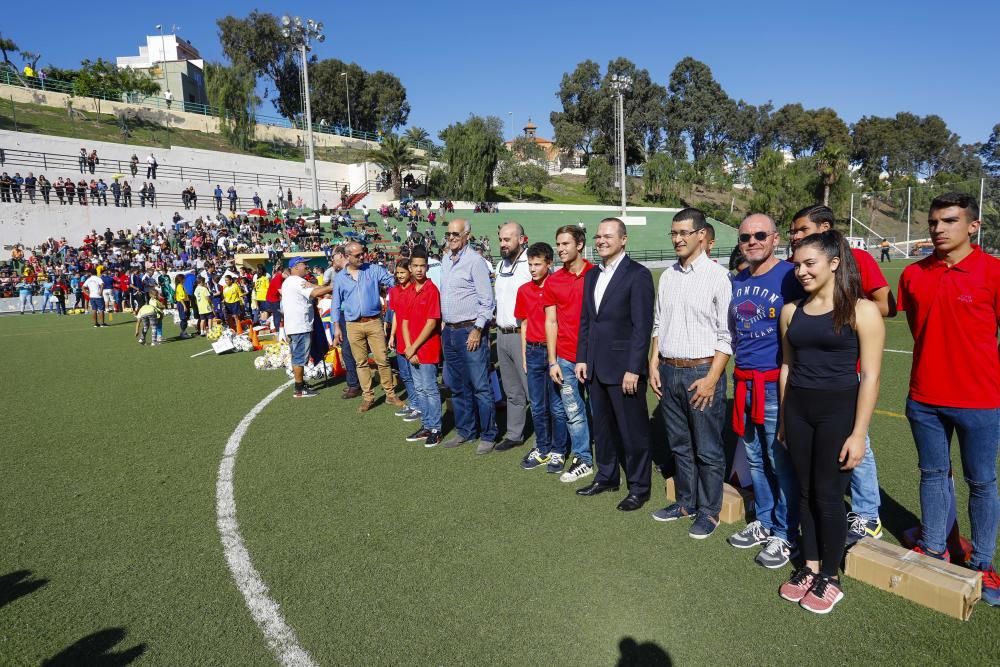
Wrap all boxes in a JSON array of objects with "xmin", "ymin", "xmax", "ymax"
[
  {"xmin": 755, "ymin": 535, "xmax": 794, "ymax": 569},
  {"xmin": 728, "ymin": 520, "xmax": 772, "ymax": 549},
  {"xmin": 441, "ymin": 434, "xmax": 471, "ymax": 449},
  {"xmin": 476, "ymin": 439, "xmax": 497, "ymax": 455}
]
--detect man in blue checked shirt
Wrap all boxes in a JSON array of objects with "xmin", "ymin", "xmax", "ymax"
[
  {"xmin": 439, "ymin": 219, "xmax": 498, "ymax": 453},
  {"xmin": 331, "ymin": 242, "xmax": 406, "ymax": 413}
]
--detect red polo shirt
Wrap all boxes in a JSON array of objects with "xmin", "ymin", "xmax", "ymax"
[
  {"xmin": 542, "ymin": 259, "xmax": 593, "ymax": 363},
  {"xmin": 403, "ymin": 280, "xmax": 442, "ymax": 364},
  {"xmin": 898, "ymin": 245, "xmax": 1000, "ymax": 408},
  {"xmin": 853, "ymin": 248, "xmax": 888, "ymax": 297},
  {"xmin": 514, "ymin": 279, "xmax": 548, "ymax": 343},
  {"xmin": 388, "ymin": 283, "xmax": 414, "ymax": 349},
  {"xmin": 266, "ymin": 271, "xmax": 284, "ymax": 303}
]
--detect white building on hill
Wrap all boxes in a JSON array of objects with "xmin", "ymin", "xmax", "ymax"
[{"xmin": 116, "ymin": 33, "xmax": 208, "ymax": 110}]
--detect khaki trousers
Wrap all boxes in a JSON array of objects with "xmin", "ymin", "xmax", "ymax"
[{"xmin": 346, "ymin": 318, "xmax": 395, "ymax": 401}]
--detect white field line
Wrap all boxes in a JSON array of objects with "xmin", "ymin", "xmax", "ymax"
[
  {"xmin": 216, "ymin": 380, "xmax": 316, "ymax": 667},
  {"xmin": 190, "ymin": 348, "xmax": 214, "ymax": 358},
  {"xmin": 884, "ymin": 348, "xmax": 913, "ymax": 354}
]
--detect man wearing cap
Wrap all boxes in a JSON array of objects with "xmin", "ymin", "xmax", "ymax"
[
  {"xmin": 282, "ymin": 257, "xmax": 333, "ymax": 398},
  {"xmin": 493, "ymin": 222, "xmax": 532, "ymax": 451},
  {"xmin": 331, "ymin": 241, "xmax": 405, "ymax": 412}
]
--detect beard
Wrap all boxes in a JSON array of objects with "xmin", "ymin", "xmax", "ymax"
[{"xmin": 500, "ymin": 245, "xmax": 518, "ymax": 261}]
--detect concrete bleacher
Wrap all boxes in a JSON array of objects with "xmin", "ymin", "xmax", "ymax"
[{"xmin": 0, "ymin": 129, "xmax": 392, "ymax": 247}]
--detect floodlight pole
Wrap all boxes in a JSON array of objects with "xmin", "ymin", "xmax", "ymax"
[
  {"xmin": 300, "ymin": 43, "xmax": 319, "ymax": 211},
  {"xmin": 610, "ymin": 74, "xmax": 631, "ymax": 219},
  {"xmin": 978, "ymin": 177, "xmax": 984, "ymax": 246},
  {"xmin": 906, "ymin": 186, "xmax": 911, "ymax": 255},
  {"xmin": 283, "ymin": 15, "xmax": 324, "ymax": 212}
]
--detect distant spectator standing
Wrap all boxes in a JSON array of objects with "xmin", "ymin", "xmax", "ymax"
[
  {"xmin": 79, "ymin": 148, "xmax": 87, "ymax": 174},
  {"xmin": 214, "ymin": 185, "xmax": 223, "ymax": 212},
  {"xmin": 146, "ymin": 153, "xmax": 158, "ymax": 179},
  {"xmin": 24, "ymin": 172, "xmax": 36, "ymax": 204}
]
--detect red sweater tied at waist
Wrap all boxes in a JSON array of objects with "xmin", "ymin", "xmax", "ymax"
[{"xmin": 732, "ymin": 367, "xmax": 781, "ymax": 437}]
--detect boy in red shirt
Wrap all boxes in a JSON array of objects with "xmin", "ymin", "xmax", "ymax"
[
  {"xmin": 515, "ymin": 242, "xmax": 568, "ymax": 473},
  {"xmin": 388, "ymin": 260, "xmax": 419, "ymax": 421},
  {"xmin": 897, "ymin": 191, "xmax": 1000, "ymax": 606},
  {"xmin": 401, "ymin": 246, "xmax": 443, "ymax": 447},
  {"xmin": 543, "ymin": 225, "xmax": 595, "ymax": 482}
]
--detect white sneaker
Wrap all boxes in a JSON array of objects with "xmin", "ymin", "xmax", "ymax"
[{"xmin": 559, "ymin": 458, "xmax": 595, "ymax": 483}]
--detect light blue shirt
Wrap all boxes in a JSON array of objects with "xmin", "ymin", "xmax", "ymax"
[
  {"xmin": 440, "ymin": 244, "xmax": 494, "ymax": 328},
  {"xmin": 330, "ymin": 263, "xmax": 394, "ymax": 321}
]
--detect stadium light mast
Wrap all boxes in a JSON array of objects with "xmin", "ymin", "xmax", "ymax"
[
  {"xmin": 610, "ymin": 73, "xmax": 632, "ymax": 218},
  {"xmin": 282, "ymin": 14, "xmax": 325, "ymax": 211}
]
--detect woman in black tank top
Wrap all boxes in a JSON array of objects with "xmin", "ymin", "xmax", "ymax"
[{"xmin": 776, "ymin": 230, "xmax": 884, "ymax": 614}]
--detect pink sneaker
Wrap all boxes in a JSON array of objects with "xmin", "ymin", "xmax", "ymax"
[
  {"xmin": 779, "ymin": 566, "xmax": 816, "ymax": 602},
  {"xmin": 799, "ymin": 575, "xmax": 844, "ymax": 614}
]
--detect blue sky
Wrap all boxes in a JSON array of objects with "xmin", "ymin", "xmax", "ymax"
[{"xmin": 6, "ymin": 0, "xmax": 999, "ymax": 144}]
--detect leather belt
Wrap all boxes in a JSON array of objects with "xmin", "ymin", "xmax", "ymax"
[
  {"xmin": 526, "ymin": 341, "xmax": 546, "ymax": 348},
  {"xmin": 445, "ymin": 319, "xmax": 476, "ymax": 329},
  {"xmin": 659, "ymin": 355, "xmax": 713, "ymax": 368},
  {"xmin": 498, "ymin": 326, "xmax": 519, "ymax": 334},
  {"xmin": 350, "ymin": 315, "xmax": 381, "ymax": 323}
]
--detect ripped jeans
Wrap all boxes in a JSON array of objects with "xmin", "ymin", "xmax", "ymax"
[{"xmin": 557, "ymin": 357, "xmax": 592, "ymax": 465}]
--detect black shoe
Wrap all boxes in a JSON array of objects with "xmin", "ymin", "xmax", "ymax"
[
  {"xmin": 494, "ymin": 438, "xmax": 523, "ymax": 452},
  {"xmin": 576, "ymin": 481, "xmax": 620, "ymax": 497},
  {"xmin": 617, "ymin": 494, "xmax": 650, "ymax": 512},
  {"xmin": 406, "ymin": 428, "xmax": 431, "ymax": 442}
]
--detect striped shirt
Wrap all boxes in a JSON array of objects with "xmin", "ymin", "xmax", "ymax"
[
  {"xmin": 440, "ymin": 244, "xmax": 495, "ymax": 327},
  {"xmin": 652, "ymin": 251, "xmax": 733, "ymax": 359}
]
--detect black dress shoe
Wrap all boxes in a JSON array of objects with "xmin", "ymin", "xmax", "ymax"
[
  {"xmin": 576, "ymin": 481, "xmax": 620, "ymax": 496},
  {"xmin": 616, "ymin": 494, "xmax": 651, "ymax": 511},
  {"xmin": 494, "ymin": 438, "xmax": 523, "ymax": 452}
]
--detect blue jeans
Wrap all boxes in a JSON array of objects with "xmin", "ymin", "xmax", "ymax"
[
  {"xmin": 737, "ymin": 381, "xmax": 798, "ymax": 542},
  {"xmin": 412, "ymin": 362, "xmax": 442, "ymax": 432},
  {"xmin": 525, "ymin": 345, "xmax": 568, "ymax": 455},
  {"xmin": 849, "ymin": 434, "xmax": 881, "ymax": 520},
  {"xmin": 658, "ymin": 363, "xmax": 727, "ymax": 516},
  {"xmin": 557, "ymin": 357, "xmax": 592, "ymax": 464},
  {"xmin": 396, "ymin": 353, "xmax": 418, "ymax": 412},
  {"xmin": 442, "ymin": 326, "xmax": 497, "ymax": 442},
  {"xmin": 907, "ymin": 398, "xmax": 1000, "ymax": 567},
  {"xmin": 339, "ymin": 311, "xmax": 360, "ymax": 389}
]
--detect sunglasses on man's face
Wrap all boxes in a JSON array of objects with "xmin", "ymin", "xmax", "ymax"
[
  {"xmin": 444, "ymin": 232, "xmax": 463, "ymax": 239},
  {"xmin": 739, "ymin": 231, "xmax": 773, "ymax": 244}
]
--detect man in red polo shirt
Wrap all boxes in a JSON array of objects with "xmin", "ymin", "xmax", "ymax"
[
  {"xmin": 789, "ymin": 205, "xmax": 895, "ymax": 544},
  {"xmin": 401, "ymin": 246, "xmax": 444, "ymax": 448},
  {"xmin": 264, "ymin": 262, "xmax": 286, "ymax": 332},
  {"xmin": 515, "ymin": 242, "xmax": 568, "ymax": 473},
  {"xmin": 544, "ymin": 224, "xmax": 595, "ymax": 483},
  {"xmin": 898, "ymin": 191, "xmax": 1000, "ymax": 607}
]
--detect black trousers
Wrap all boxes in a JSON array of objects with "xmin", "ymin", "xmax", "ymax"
[
  {"xmin": 590, "ymin": 377, "xmax": 652, "ymax": 496},
  {"xmin": 784, "ymin": 386, "xmax": 857, "ymax": 577}
]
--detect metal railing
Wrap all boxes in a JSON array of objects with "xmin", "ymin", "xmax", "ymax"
[
  {"xmin": 1, "ymin": 69, "xmax": 439, "ymax": 152},
  {"xmin": 0, "ymin": 147, "xmax": 348, "ymax": 195}
]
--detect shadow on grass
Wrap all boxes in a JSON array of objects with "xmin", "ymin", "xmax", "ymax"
[
  {"xmin": 617, "ymin": 636, "xmax": 671, "ymax": 666},
  {"xmin": 0, "ymin": 570, "xmax": 49, "ymax": 610},
  {"xmin": 875, "ymin": 487, "xmax": 920, "ymax": 544},
  {"xmin": 42, "ymin": 628, "xmax": 146, "ymax": 667}
]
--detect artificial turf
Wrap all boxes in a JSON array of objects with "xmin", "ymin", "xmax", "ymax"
[{"xmin": 1, "ymin": 260, "xmax": 998, "ymax": 666}]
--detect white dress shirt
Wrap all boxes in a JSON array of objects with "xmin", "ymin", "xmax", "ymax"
[
  {"xmin": 494, "ymin": 250, "xmax": 531, "ymax": 328},
  {"xmin": 594, "ymin": 251, "xmax": 625, "ymax": 313},
  {"xmin": 652, "ymin": 251, "xmax": 733, "ymax": 359}
]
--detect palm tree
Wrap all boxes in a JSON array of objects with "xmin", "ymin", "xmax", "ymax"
[
  {"xmin": 404, "ymin": 126, "xmax": 430, "ymax": 147},
  {"xmin": 815, "ymin": 144, "xmax": 849, "ymax": 207},
  {"xmin": 370, "ymin": 134, "xmax": 416, "ymax": 199}
]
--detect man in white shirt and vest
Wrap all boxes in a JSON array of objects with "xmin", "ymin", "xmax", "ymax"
[{"xmin": 493, "ymin": 222, "xmax": 532, "ymax": 451}]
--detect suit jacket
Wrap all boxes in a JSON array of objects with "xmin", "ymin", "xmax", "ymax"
[{"xmin": 577, "ymin": 254, "xmax": 654, "ymax": 385}]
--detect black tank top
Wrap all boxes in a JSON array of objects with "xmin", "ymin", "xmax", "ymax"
[{"xmin": 786, "ymin": 303, "xmax": 860, "ymax": 391}]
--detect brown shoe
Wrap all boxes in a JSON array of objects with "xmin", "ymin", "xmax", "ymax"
[
  {"xmin": 385, "ymin": 394, "xmax": 406, "ymax": 408},
  {"xmin": 357, "ymin": 400, "xmax": 375, "ymax": 413},
  {"xmin": 342, "ymin": 387, "xmax": 362, "ymax": 399}
]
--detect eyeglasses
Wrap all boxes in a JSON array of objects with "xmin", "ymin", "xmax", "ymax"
[
  {"xmin": 444, "ymin": 231, "xmax": 464, "ymax": 239},
  {"xmin": 348, "ymin": 252, "xmax": 363, "ymax": 258},
  {"xmin": 739, "ymin": 231, "xmax": 774, "ymax": 243},
  {"xmin": 669, "ymin": 229, "xmax": 703, "ymax": 239}
]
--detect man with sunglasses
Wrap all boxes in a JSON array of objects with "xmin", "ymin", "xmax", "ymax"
[
  {"xmin": 440, "ymin": 219, "xmax": 498, "ymax": 452},
  {"xmin": 493, "ymin": 222, "xmax": 532, "ymax": 452},
  {"xmin": 331, "ymin": 241, "xmax": 406, "ymax": 413},
  {"xmin": 649, "ymin": 208, "xmax": 732, "ymax": 537},
  {"xmin": 726, "ymin": 213, "xmax": 803, "ymax": 567}
]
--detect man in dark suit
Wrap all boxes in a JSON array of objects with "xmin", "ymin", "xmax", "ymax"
[{"xmin": 575, "ymin": 218, "xmax": 655, "ymax": 511}]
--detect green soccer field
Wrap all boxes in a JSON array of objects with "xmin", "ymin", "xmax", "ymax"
[{"xmin": 2, "ymin": 259, "xmax": 997, "ymax": 666}]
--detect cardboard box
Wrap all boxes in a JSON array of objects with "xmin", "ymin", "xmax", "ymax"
[
  {"xmin": 663, "ymin": 478, "xmax": 753, "ymax": 524},
  {"xmin": 845, "ymin": 538, "xmax": 981, "ymax": 621}
]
